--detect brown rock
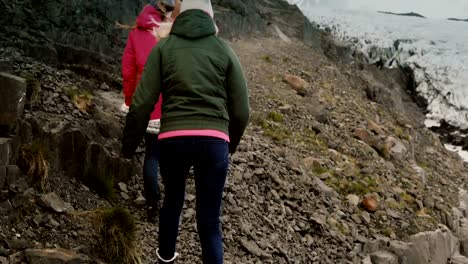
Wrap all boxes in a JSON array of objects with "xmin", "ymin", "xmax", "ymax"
[
  {"xmin": 368, "ymin": 120, "xmax": 385, "ymax": 135},
  {"xmin": 0, "ymin": 73, "xmax": 26, "ymax": 135},
  {"xmin": 354, "ymin": 128, "xmax": 379, "ymax": 148},
  {"xmin": 362, "ymin": 197, "xmax": 379, "ymax": 212},
  {"xmin": 25, "ymin": 248, "xmax": 86, "ymax": 264},
  {"xmin": 283, "ymin": 74, "xmax": 307, "ymax": 96}
]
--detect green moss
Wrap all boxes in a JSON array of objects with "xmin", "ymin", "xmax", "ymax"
[
  {"xmin": 91, "ymin": 174, "xmax": 115, "ymax": 200},
  {"xmin": 337, "ymin": 222, "xmax": 349, "ymax": 235},
  {"xmin": 387, "ymin": 200, "xmax": 404, "ymax": 210},
  {"xmin": 66, "ymin": 87, "xmax": 93, "ymax": 113},
  {"xmin": 326, "ymin": 176, "xmax": 377, "ymax": 196},
  {"xmin": 382, "ymin": 227, "xmax": 394, "ymax": 237},
  {"xmin": 261, "ymin": 55, "xmax": 273, "ymax": 63},
  {"xmin": 268, "ymin": 111, "xmax": 284, "ymax": 123},
  {"xmin": 250, "ymin": 112, "xmax": 265, "ymax": 126},
  {"xmin": 395, "ymin": 126, "xmax": 411, "ymax": 141},
  {"xmin": 312, "ymin": 165, "xmax": 328, "ymax": 175},
  {"xmin": 263, "ymin": 125, "xmax": 291, "ymax": 141},
  {"xmin": 417, "ymin": 162, "xmax": 431, "ymax": 172},
  {"xmin": 349, "ymin": 182, "xmax": 368, "ymax": 195},
  {"xmin": 400, "ymin": 192, "xmax": 415, "ymax": 204}
]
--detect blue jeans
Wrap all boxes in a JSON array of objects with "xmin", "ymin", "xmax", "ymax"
[
  {"xmin": 158, "ymin": 136, "xmax": 229, "ymax": 264},
  {"xmin": 144, "ymin": 133, "xmax": 160, "ymax": 206}
]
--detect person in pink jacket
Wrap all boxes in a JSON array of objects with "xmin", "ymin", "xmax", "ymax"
[{"xmin": 121, "ymin": 0, "xmax": 177, "ymax": 221}]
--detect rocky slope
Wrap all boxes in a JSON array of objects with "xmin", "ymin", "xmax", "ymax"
[{"xmin": 1, "ymin": 1, "xmax": 468, "ymax": 264}]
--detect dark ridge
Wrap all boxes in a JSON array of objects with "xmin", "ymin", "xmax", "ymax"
[
  {"xmin": 378, "ymin": 11, "xmax": 426, "ymax": 18},
  {"xmin": 448, "ymin": 18, "xmax": 468, "ymax": 22}
]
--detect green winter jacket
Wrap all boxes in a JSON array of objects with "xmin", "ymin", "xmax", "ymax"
[{"xmin": 122, "ymin": 9, "xmax": 250, "ymax": 157}]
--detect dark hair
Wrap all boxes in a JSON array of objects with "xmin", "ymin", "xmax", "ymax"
[{"xmin": 150, "ymin": 0, "xmax": 175, "ymax": 12}]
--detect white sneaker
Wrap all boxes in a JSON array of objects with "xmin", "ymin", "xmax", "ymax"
[{"xmin": 120, "ymin": 103, "xmax": 129, "ymax": 114}]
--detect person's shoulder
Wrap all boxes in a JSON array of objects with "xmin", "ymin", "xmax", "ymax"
[
  {"xmin": 213, "ymin": 37, "xmax": 238, "ymax": 59},
  {"xmin": 215, "ymin": 37, "xmax": 232, "ymax": 50}
]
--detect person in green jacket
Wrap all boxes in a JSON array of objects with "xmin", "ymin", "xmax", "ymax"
[{"xmin": 122, "ymin": 0, "xmax": 250, "ymax": 263}]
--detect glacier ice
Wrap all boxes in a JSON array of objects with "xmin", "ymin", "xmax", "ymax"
[{"xmin": 290, "ymin": 2, "xmax": 468, "ymax": 130}]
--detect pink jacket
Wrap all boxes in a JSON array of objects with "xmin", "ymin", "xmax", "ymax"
[{"xmin": 122, "ymin": 4, "xmax": 162, "ymax": 121}]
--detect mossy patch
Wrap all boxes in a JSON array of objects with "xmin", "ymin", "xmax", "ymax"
[
  {"xmin": 66, "ymin": 86, "xmax": 93, "ymax": 113},
  {"xmin": 268, "ymin": 111, "xmax": 284, "ymax": 123},
  {"xmin": 326, "ymin": 176, "xmax": 378, "ymax": 196},
  {"xmin": 394, "ymin": 126, "xmax": 410, "ymax": 141},
  {"xmin": 90, "ymin": 173, "xmax": 115, "ymax": 201},
  {"xmin": 261, "ymin": 55, "xmax": 273, "ymax": 63}
]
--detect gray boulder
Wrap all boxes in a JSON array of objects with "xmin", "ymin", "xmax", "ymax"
[{"xmin": 0, "ymin": 73, "xmax": 26, "ymax": 136}]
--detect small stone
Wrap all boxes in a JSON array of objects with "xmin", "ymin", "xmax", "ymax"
[
  {"xmin": 347, "ymin": 194, "xmax": 360, "ymax": 207},
  {"xmin": 386, "ymin": 209, "xmax": 401, "ymax": 219},
  {"xmin": 0, "ymin": 200, "xmax": 13, "ymax": 212},
  {"xmin": 120, "ymin": 192, "xmax": 130, "ymax": 200},
  {"xmin": 328, "ymin": 149, "xmax": 342, "ymax": 161},
  {"xmin": 370, "ymin": 250, "xmax": 398, "ymax": 264},
  {"xmin": 318, "ymin": 172, "xmax": 332, "ymax": 180},
  {"xmin": 134, "ymin": 194, "xmax": 146, "ymax": 206},
  {"xmin": 100, "ymin": 82, "xmax": 110, "ymax": 91},
  {"xmin": 385, "ymin": 137, "xmax": 407, "ymax": 154},
  {"xmin": 351, "ymin": 214, "xmax": 362, "ymax": 224},
  {"xmin": 328, "ymin": 217, "xmax": 338, "ymax": 227},
  {"xmin": 0, "ymin": 256, "xmax": 7, "ymax": 264},
  {"xmin": 362, "ymin": 197, "xmax": 378, "ymax": 212},
  {"xmin": 313, "ymin": 177, "xmax": 338, "ymax": 198},
  {"xmin": 302, "ymin": 157, "xmax": 323, "ymax": 172},
  {"xmin": 9, "ymin": 177, "xmax": 28, "ymax": 194},
  {"xmin": 241, "ymin": 239, "xmax": 272, "ymax": 258},
  {"xmin": 368, "ymin": 121, "xmax": 385, "ymax": 135},
  {"xmin": 186, "ymin": 194, "xmax": 196, "ymax": 202},
  {"xmin": 10, "ymin": 194, "xmax": 30, "ymax": 208},
  {"xmin": 184, "ymin": 208, "xmax": 195, "ymax": 219},
  {"xmin": 254, "ymin": 168, "xmax": 265, "ymax": 175},
  {"xmin": 361, "ymin": 211, "xmax": 371, "ymax": 225},
  {"xmin": 49, "ymin": 217, "xmax": 60, "ymax": 227},
  {"xmin": 33, "ymin": 214, "xmax": 46, "ymax": 226},
  {"xmin": 278, "ymin": 104, "xmax": 292, "ymax": 114},
  {"xmin": 415, "ymin": 199, "xmax": 424, "ymax": 210},
  {"xmin": 304, "ymin": 234, "xmax": 314, "ymax": 246},
  {"xmin": 423, "ymin": 197, "xmax": 435, "ymax": 209},
  {"xmin": 40, "ymin": 192, "xmax": 74, "ymax": 213},
  {"xmin": 118, "ymin": 182, "xmax": 128, "ymax": 193},
  {"xmin": 8, "ymin": 252, "xmax": 22, "ymax": 263},
  {"xmin": 6, "ymin": 238, "xmax": 31, "ymax": 250}
]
